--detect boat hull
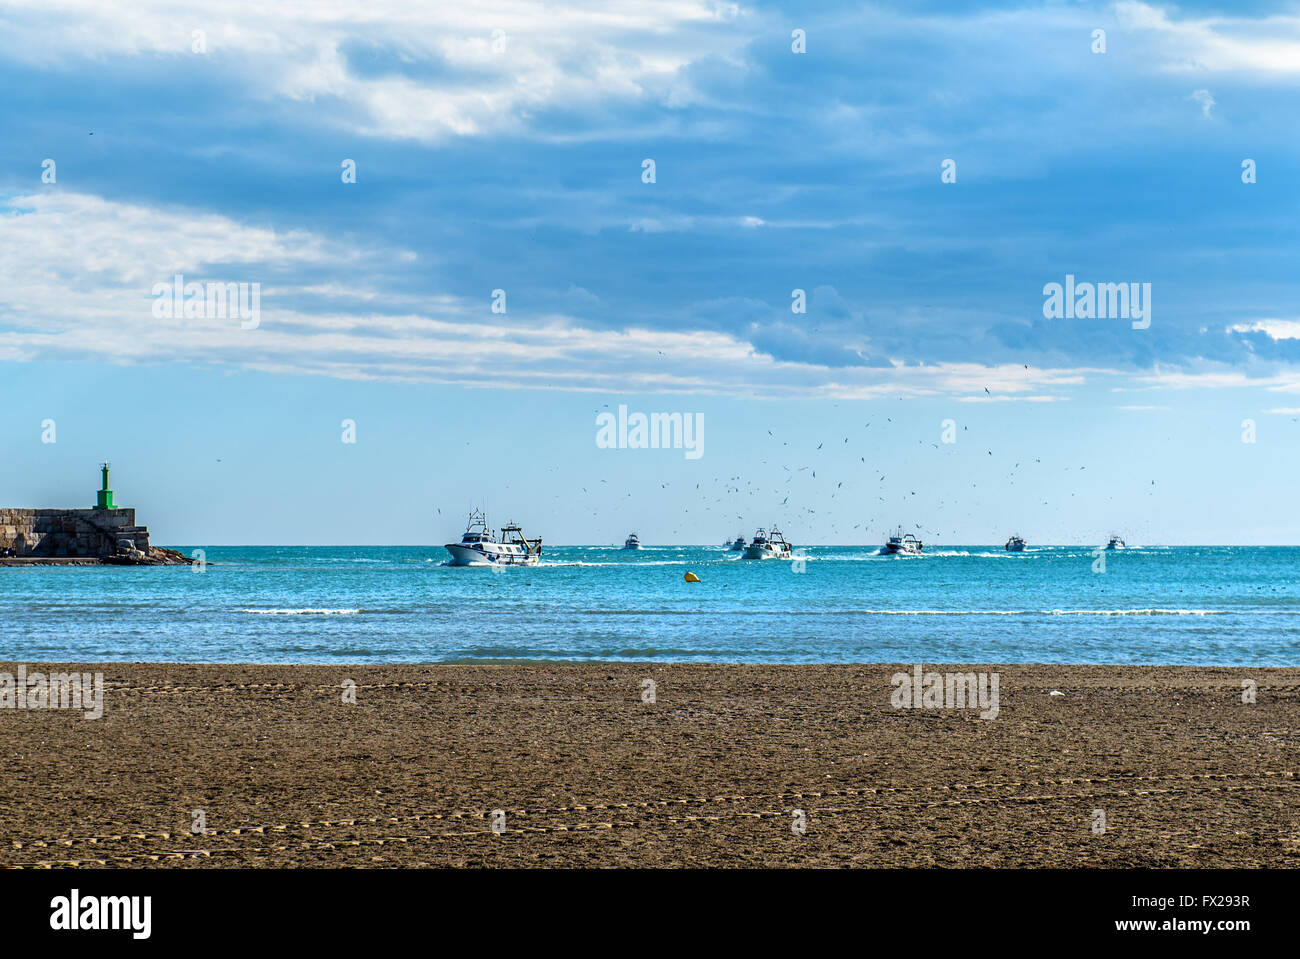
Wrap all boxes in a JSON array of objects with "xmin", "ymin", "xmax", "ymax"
[
  {"xmin": 743, "ymin": 545, "xmax": 791, "ymax": 559},
  {"xmin": 444, "ymin": 544, "xmax": 539, "ymax": 566}
]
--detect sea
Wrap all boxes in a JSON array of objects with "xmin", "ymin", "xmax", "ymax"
[{"xmin": 2, "ymin": 545, "xmax": 1298, "ymax": 666}]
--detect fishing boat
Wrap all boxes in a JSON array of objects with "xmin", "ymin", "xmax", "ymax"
[
  {"xmin": 623, "ymin": 532, "xmax": 642, "ymax": 550},
  {"xmin": 444, "ymin": 510, "xmax": 542, "ymax": 566},
  {"xmin": 743, "ymin": 526, "xmax": 792, "ymax": 559},
  {"xmin": 881, "ymin": 528, "xmax": 923, "ymax": 555},
  {"xmin": 1105, "ymin": 534, "xmax": 1125, "ymax": 550},
  {"xmin": 725, "ymin": 535, "xmax": 746, "ymax": 551},
  {"xmin": 1005, "ymin": 534, "xmax": 1026, "ymax": 552}
]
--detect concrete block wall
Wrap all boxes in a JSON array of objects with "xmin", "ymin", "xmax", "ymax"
[{"xmin": 0, "ymin": 509, "xmax": 148, "ymax": 557}]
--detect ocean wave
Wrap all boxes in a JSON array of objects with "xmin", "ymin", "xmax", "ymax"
[
  {"xmin": 850, "ymin": 609, "xmax": 1020, "ymax": 615},
  {"xmin": 445, "ymin": 645, "xmax": 709, "ymax": 660},
  {"xmin": 1043, "ymin": 608, "xmax": 1221, "ymax": 616},
  {"xmin": 568, "ymin": 607, "xmax": 1228, "ymax": 617},
  {"xmin": 242, "ymin": 608, "xmax": 362, "ymax": 615},
  {"xmin": 844, "ymin": 608, "xmax": 1223, "ymax": 616}
]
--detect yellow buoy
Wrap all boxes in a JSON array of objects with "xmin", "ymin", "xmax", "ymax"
[{"xmin": 684, "ymin": 571, "xmax": 700, "ymax": 582}]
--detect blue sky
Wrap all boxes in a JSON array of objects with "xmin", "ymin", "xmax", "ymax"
[{"xmin": 1, "ymin": 0, "xmax": 1298, "ymax": 544}]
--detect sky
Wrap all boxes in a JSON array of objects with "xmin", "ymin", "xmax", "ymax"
[{"xmin": 1, "ymin": 0, "xmax": 1298, "ymax": 545}]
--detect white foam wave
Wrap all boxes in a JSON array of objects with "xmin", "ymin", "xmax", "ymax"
[{"xmin": 1043, "ymin": 608, "xmax": 1221, "ymax": 616}]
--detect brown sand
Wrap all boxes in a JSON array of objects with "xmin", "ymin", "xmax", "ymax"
[{"xmin": 1, "ymin": 663, "xmax": 1297, "ymax": 868}]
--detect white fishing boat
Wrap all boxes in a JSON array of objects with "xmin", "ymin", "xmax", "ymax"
[
  {"xmin": 743, "ymin": 526, "xmax": 792, "ymax": 559},
  {"xmin": 725, "ymin": 535, "xmax": 746, "ymax": 551},
  {"xmin": 1105, "ymin": 534, "xmax": 1125, "ymax": 550},
  {"xmin": 444, "ymin": 510, "xmax": 542, "ymax": 566},
  {"xmin": 881, "ymin": 528, "xmax": 923, "ymax": 555},
  {"xmin": 623, "ymin": 532, "xmax": 642, "ymax": 550},
  {"xmin": 1005, "ymin": 534, "xmax": 1026, "ymax": 552}
]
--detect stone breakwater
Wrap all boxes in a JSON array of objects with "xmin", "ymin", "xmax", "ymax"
[{"xmin": 0, "ymin": 509, "xmax": 188, "ymax": 566}]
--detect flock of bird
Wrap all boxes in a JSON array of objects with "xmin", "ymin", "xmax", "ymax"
[{"xmin": 437, "ymin": 397, "xmax": 1160, "ymax": 543}]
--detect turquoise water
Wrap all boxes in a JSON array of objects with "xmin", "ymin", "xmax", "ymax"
[{"xmin": 2, "ymin": 545, "xmax": 1298, "ymax": 665}]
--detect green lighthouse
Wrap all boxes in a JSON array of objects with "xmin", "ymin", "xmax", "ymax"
[{"xmin": 96, "ymin": 462, "xmax": 115, "ymax": 509}]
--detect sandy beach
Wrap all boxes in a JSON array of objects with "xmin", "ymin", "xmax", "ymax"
[{"xmin": 1, "ymin": 663, "xmax": 1297, "ymax": 868}]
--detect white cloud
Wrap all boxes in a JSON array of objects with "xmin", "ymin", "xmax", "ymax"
[
  {"xmin": 1230, "ymin": 319, "xmax": 1300, "ymax": 340},
  {"xmin": 1116, "ymin": 1, "xmax": 1300, "ymax": 75},
  {"xmin": 0, "ymin": 190, "xmax": 1114, "ymax": 399},
  {"xmin": 5, "ymin": 192, "xmax": 1295, "ymax": 403},
  {"xmin": 0, "ymin": 0, "xmax": 754, "ymax": 142},
  {"xmin": 1133, "ymin": 368, "xmax": 1300, "ymax": 392}
]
